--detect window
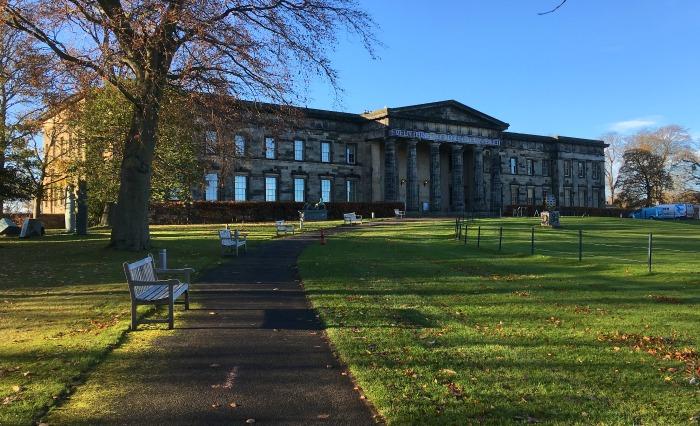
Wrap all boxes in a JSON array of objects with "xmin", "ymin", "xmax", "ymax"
[
  {"xmin": 526, "ymin": 187, "xmax": 534, "ymax": 205},
  {"xmin": 234, "ymin": 135, "xmax": 245, "ymax": 156},
  {"xmin": 592, "ymin": 162, "xmax": 599, "ymax": 180},
  {"xmin": 234, "ymin": 175, "xmax": 247, "ymax": 201},
  {"xmin": 510, "ymin": 185, "xmax": 519, "ymax": 205},
  {"xmin": 265, "ymin": 176, "xmax": 277, "ymax": 201},
  {"xmin": 542, "ymin": 160, "xmax": 550, "ymax": 177},
  {"xmin": 346, "ymin": 144, "xmax": 357, "ymax": 165},
  {"xmin": 564, "ymin": 187, "xmax": 572, "ymax": 207},
  {"xmin": 294, "ymin": 178, "xmax": 305, "ymax": 202},
  {"xmin": 265, "ymin": 137, "xmax": 276, "ymax": 159},
  {"xmin": 483, "ymin": 150, "xmax": 491, "ymax": 173},
  {"xmin": 543, "ymin": 189, "xmax": 549, "ymax": 205},
  {"xmin": 205, "ymin": 131, "xmax": 217, "ymax": 154},
  {"xmin": 294, "ymin": 140, "xmax": 304, "ymax": 161},
  {"xmin": 592, "ymin": 188, "xmax": 600, "ymax": 208},
  {"xmin": 526, "ymin": 159, "xmax": 535, "ymax": 176},
  {"xmin": 578, "ymin": 161, "xmax": 585, "ymax": 178},
  {"xmin": 321, "ymin": 179, "xmax": 331, "ymax": 202},
  {"xmin": 346, "ymin": 180, "xmax": 357, "ymax": 202},
  {"xmin": 509, "ymin": 157, "xmax": 518, "ymax": 174},
  {"xmin": 321, "ymin": 142, "xmax": 331, "ymax": 163},
  {"xmin": 564, "ymin": 160, "xmax": 572, "ymax": 177},
  {"xmin": 578, "ymin": 186, "xmax": 587, "ymax": 207},
  {"xmin": 205, "ymin": 173, "xmax": 218, "ymax": 201}
]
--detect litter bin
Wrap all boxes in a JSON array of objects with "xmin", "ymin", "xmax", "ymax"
[{"xmin": 422, "ymin": 202, "xmax": 430, "ymax": 212}]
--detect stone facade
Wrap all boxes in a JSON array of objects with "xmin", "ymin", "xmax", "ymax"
[{"xmin": 199, "ymin": 100, "xmax": 606, "ymax": 213}]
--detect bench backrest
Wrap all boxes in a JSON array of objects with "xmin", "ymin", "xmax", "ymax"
[
  {"xmin": 275, "ymin": 220, "xmax": 286, "ymax": 227},
  {"xmin": 123, "ymin": 255, "xmax": 158, "ymax": 300},
  {"xmin": 219, "ymin": 229, "xmax": 231, "ymax": 240},
  {"xmin": 394, "ymin": 209, "xmax": 400, "ymax": 214},
  {"xmin": 344, "ymin": 213, "xmax": 356, "ymax": 220}
]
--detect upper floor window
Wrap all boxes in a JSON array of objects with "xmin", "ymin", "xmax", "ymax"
[
  {"xmin": 294, "ymin": 140, "xmax": 304, "ymax": 161},
  {"xmin": 265, "ymin": 137, "xmax": 276, "ymax": 159},
  {"xmin": 346, "ymin": 144, "xmax": 357, "ymax": 165},
  {"xmin": 509, "ymin": 157, "xmax": 517, "ymax": 175},
  {"xmin": 578, "ymin": 161, "xmax": 585, "ymax": 178},
  {"xmin": 564, "ymin": 160, "xmax": 572, "ymax": 177},
  {"xmin": 234, "ymin": 135, "xmax": 245, "ymax": 156},
  {"xmin": 234, "ymin": 175, "xmax": 247, "ymax": 201},
  {"xmin": 205, "ymin": 131, "xmax": 217, "ymax": 154},
  {"xmin": 526, "ymin": 159, "xmax": 535, "ymax": 176},
  {"xmin": 321, "ymin": 142, "xmax": 331, "ymax": 163},
  {"xmin": 205, "ymin": 173, "xmax": 218, "ymax": 201},
  {"xmin": 592, "ymin": 162, "xmax": 600, "ymax": 180}
]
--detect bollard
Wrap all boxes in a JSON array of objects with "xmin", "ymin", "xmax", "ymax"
[
  {"xmin": 648, "ymin": 233, "xmax": 653, "ymax": 273},
  {"xmin": 530, "ymin": 227, "xmax": 535, "ymax": 255},
  {"xmin": 477, "ymin": 226, "xmax": 481, "ymax": 248},
  {"xmin": 498, "ymin": 226, "xmax": 503, "ymax": 252},
  {"xmin": 578, "ymin": 229, "xmax": 583, "ymax": 261},
  {"xmin": 159, "ymin": 249, "xmax": 168, "ymax": 270}
]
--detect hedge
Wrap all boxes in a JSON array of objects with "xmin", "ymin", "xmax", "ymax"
[{"xmin": 149, "ymin": 201, "xmax": 405, "ymax": 224}]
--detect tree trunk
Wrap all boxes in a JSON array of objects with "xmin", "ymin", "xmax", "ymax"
[
  {"xmin": 110, "ymin": 103, "xmax": 160, "ymax": 251},
  {"xmin": 32, "ymin": 190, "xmax": 41, "ymax": 218}
]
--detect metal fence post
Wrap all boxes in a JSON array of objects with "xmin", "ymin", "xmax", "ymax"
[
  {"xmin": 648, "ymin": 233, "xmax": 653, "ymax": 273},
  {"xmin": 455, "ymin": 218, "xmax": 458, "ymax": 239},
  {"xmin": 498, "ymin": 226, "xmax": 503, "ymax": 252},
  {"xmin": 477, "ymin": 226, "xmax": 481, "ymax": 248},
  {"xmin": 530, "ymin": 227, "xmax": 535, "ymax": 255},
  {"xmin": 464, "ymin": 224, "xmax": 468, "ymax": 245},
  {"xmin": 578, "ymin": 229, "xmax": 583, "ymax": 262}
]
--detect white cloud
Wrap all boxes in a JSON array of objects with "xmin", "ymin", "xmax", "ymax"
[{"xmin": 608, "ymin": 117, "xmax": 660, "ymax": 133}]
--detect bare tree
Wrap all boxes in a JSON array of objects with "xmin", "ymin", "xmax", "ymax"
[
  {"xmin": 600, "ymin": 132, "xmax": 625, "ymax": 205},
  {"xmin": 4, "ymin": 1, "xmax": 377, "ymax": 250}
]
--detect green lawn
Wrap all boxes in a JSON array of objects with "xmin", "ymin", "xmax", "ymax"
[
  {"xmin": 300, "ymin": 217, "xmax": 700, "ymax": 425},
  {"xmin": 0, "ymin": 220, "xmax": 340, "ymax": 425}
]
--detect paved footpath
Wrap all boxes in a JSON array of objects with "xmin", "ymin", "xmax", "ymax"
[{"xmin": 93, "ymin": 231, "xmax": 377, "ymax": 425}]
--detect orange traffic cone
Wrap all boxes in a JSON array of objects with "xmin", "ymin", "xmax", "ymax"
[{"xmin": 320, "ymin": 230, "xmax": 326, "ymax": 245}]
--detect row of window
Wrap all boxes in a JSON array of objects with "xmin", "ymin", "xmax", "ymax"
[
  {"xmin": 204, "ymin": 174, "xmax": 358, "ymax": 203},
  {"xmin": 507, "ymin": 157, "xmax": 601, "ymax": 179},
  {"xmin": 205, "ymin": 131, "xmax": 358, "ymax": 165},
  {"xmin": 509, "ymin": 185, "xmax": 602, "ymax": 208}
]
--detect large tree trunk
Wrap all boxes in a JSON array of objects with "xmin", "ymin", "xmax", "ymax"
[
  {"xmin": 110, "ymin": 103, "xmax": 160, "ymax": 251},
  {"xmin": 32, "ymin": 189, "xmax": 41, "ymax": 218}
]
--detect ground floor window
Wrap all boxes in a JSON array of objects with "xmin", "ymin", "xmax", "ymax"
[
  {"xmin": 592, "ymin": 188, "xmax": 600, "ymax": 208},
  {"xmin": 346, "ymin": 180, "xmax": 357, "ymax": 202},
  {"xmin": 234, "ymin": 175, "xmax": 247, "ymax": 201},
  {"xmin": 321, "ymin": 179, "xmax": 331, "ymax": 202},
  {"xmin": 578, "ymin": 186, "xmax": 587, "ymax": 207},
  {"xmin": 265, "ymin": 176, "xmax": 277, "ymax": 201},
  {"xmin": 510, "ymin": 185, "xmax": 519, "ymax": 205},
  {"xmin": 564, "ymin": 187, "xmax": 572, "ymax": 207},
  {"xmin": 526, "ymin": 186, "xmax": 534, "ymax": 205},
  {"xmin": 205, "ymin": 173, "xmax": 218, "ymax": 201},
  {"xmin": 294, "ymin": 177, "xmax": 305, "ymax": 202}
]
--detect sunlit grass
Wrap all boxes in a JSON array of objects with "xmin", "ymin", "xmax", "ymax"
[
  {"xmin": 0, "ymin": 220, "xmax": 341, "ymax": 425},
  {"xmin": 300, "ymin": 218, "xmax": 700, "ymax": 425}
]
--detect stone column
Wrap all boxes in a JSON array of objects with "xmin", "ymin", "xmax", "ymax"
[
  {"xmin": 429, "ymin": 142, "xmax": 442, "ymax": 212},
  {"xmin": 384, "ymin": 139, "xmax": 398, "ymax": 202},
  {"xmin": 406, "ymin": 140, "xmax": 419, "ymax": 211},
  {"xmin": 473, "ymin": 146, "xmax": 485, "ymax": 213},
  {"xmin": 451, "ymin": 144, "xmax": 465, "ymax": 212}
]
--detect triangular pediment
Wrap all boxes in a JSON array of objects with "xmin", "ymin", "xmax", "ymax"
[{"xmin": 387, "ymin": 100, "xmax": 509, "ymax": 130}]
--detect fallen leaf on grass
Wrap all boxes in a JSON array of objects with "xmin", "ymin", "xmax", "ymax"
[{"xmin": 317, "ymin": 414, "xmax": 330, "ymax": 420}]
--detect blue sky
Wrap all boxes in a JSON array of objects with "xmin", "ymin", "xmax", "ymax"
[{"xmin": 305, "ymin": 0, "xmax": 700, "ymax": 140}]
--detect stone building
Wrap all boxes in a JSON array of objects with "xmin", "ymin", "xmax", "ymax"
[{"xmin": 200, "ymin": 100, "xmax": 606, "ymax": 213}]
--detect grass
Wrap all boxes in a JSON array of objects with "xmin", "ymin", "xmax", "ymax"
[
  {"xmin": 0, "ymin": 220, "xmax": 340, "ymax": 425},
  {"xmin": 299, "ymin": 217, "xmax": 700, "ymax": 425}
]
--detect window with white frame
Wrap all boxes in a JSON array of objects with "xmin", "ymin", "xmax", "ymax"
[
  {"xmin": 346, "ymin": 180, "xmax": 357, "ymax": 202},
  {"xmin": 526, "ymin": 159, "xmax": 535, "ymax": 176},
  {"xmin": 592, "ymin": 162, "xmax": 599, "ymax": 180},
  {"xmin": 346, "ymin": 144, "xmax": 357, "ymax": 165},
  {"xmin": 294, "ymin": 140, "xmax": 304, "ymax": 161},
  {"xmin": 234, "ymin": 135, "xmax": 245, "ymax": 156},
  {"xmin": 265, "ymin": 176, "xmax": 277, "ymax": 201},
  {"xmin": 578, "ymin": 161, "xmax": 585, "ymax": 178},
  {"xmin": 509, "ymin": 157, "xmax": 517, "ymax": 174},
  {"xmin": 510, "ymin": 185, "xmax": 519, "ymax": 205},
  {"xmin": 234, "ymin": 175, "xmax": 247, "ymax": 201},
  {"xmin": 321, "ymin": 178, "xmax": 331, "ymax": 202},
  {"xmin": 265, "ymin": 137, "xmax": 276, "ymax": 159},
  {"xmin": 294, "ymin": 177, "xmax": 305, "ymax": 202},
  {"xmin": 526, "ymin": 186, "xmax": 534, "ymax": 205},
  {"xmin": 564, "ymin": 160, "xmax": 572, "ymax": 177},
  {"xmin": 205, "ymin": 173, "xmax": 218, "ymax": 201},
  {"xmin": 321, "ymin": 142, "xmax": 331, "ymax": 163}
]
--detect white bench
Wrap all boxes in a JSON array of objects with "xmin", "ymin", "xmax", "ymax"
[
  {"xmin": 219, "ymin": 229, "xmax": 247, "ymax": 256},
  {"xmin": 343, "ymin": 212, "xmax": 363, "ymax": 225},
  {"xmin": 394, "ymin": 209, "xmax": 406, "ymax": 219},
  {"xmin": 123, "ymin": 254, "xmax": 194, "ymax": 330},
  {"xmin": 275, "ymin": 220, "xmax": 295, "ymax": 236}
]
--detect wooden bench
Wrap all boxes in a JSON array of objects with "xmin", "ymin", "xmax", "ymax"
[
  {"xmin": 343, "ymin": 212, "xmax": 363, "ymax": 225},
  {"xmin": 219, "ymin": 228, "xmax": 247, "ymax": 256},
  {"xmin": 394, "ymin": 208, "xmax": 406, "ymax": 219},
  {"xmin": 123, "ymin": 254, "xmax": 194, "ymax": 330},
  {"xmin": 275, "ymin": 220, "xmax": 295, "ymax": 236}
]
